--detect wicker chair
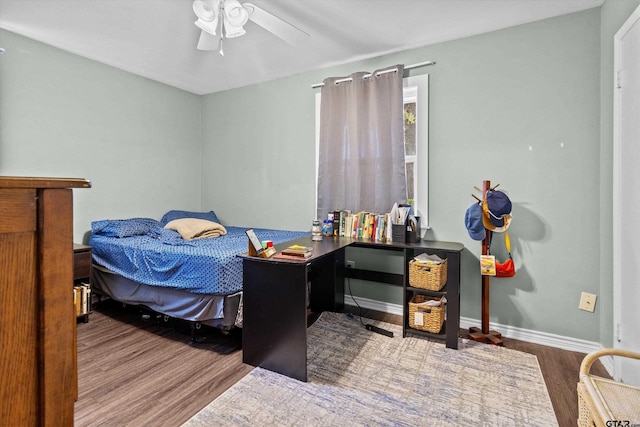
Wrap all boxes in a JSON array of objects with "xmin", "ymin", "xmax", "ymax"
[{"xmin": 577, "ymin": 348, "xmax": 640, "ymax": 427}]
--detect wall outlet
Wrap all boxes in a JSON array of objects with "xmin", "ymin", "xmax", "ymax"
[
  {"xmin": 579, "ymin": 292, "xmax": 597, "ymax": 312},
  {"xmin": 346, "ymin": 260, "xmax": 355, "ymax": 268}
]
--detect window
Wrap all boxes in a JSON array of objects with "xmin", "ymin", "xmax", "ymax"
[
  {"xmin": 403, "ymin": 74, "xmax": 429, "ymax": 228},
  {"xmin": 315, "ymin": 73, "xmax": 429, "ymax": 228},
  {"xmin": 404, "ymin": 93, "xmax": 417, "ymax": 207}
]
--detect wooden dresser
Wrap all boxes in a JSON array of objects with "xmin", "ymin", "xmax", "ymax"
[{"xmin": 0, "ymin": 176, "xmax": 91, "ymax": 426}]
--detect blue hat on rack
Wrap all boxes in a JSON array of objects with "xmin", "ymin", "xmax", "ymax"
[
  {"xmin": 483, "ymin": 190, "xmax": 512, "ymax": 228},
  {"xmin": 464, "ymin": 203, "xmax": 485, "ymax": 241}
]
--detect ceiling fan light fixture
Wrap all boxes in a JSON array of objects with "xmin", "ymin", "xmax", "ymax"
[
  {"xmin": 193, "ymin": 0, "xmax": 219, "ymax": 22},
  {"xmin": 195, "ymin": 18, "xmax": 219, "ymax": 36},
  {"xmin": 223, "ymin": 22, "xmax": 246, "ymax": 38},
  {"xmin": 192, "ymin": 0, "xmax": 309, "ymax": 53},
  {"xmin": 222, "ymin": 0, "xmax": 249, "ymax": 38},
  {"xmin": 193, "ymin": 0, "xmax": 220, "ymax": 35},
  {"xmin": 223, "ymin": 0, "xmax": 249, "ymax": 26}
]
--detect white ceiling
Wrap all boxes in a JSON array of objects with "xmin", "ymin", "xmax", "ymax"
[{"xmin": 0, "ymin": 0, "xmax": 603, "ymax": 95}]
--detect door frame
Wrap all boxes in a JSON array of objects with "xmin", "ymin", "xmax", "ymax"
[{"xmin": 612, "ymin": 3, "xmax": 640, "ymax": 382}]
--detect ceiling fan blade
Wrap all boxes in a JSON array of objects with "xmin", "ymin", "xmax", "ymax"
[
  {"xmin": 243, "ymin": 2, "xmax": 309, "ymax": 45},
  {"xmin": 197, "ymin": 30, "xmax": 220, "ymax": 50}
]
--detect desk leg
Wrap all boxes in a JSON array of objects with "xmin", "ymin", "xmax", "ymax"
[
  {"xmin": 308, "ymin": 248, "xmax": 344, "ymax": 313},
  {"xmin": 242, "ymin": 261, "xmax": 309, "ymax": 382},
  {"xmin": 446, "ymin": 251, "xmax": 461, "ymax": 350}
]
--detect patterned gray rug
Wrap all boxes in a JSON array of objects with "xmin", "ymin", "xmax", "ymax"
[{"xmin": 183, "ymin": 312, "xmax": 557, "ymax": 426}]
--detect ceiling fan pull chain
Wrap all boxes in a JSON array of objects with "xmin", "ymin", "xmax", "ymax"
[{"xmin": 218, "ymin": 11, "xmax": 225, "ymax": 56}]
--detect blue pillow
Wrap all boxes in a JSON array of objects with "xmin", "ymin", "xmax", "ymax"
[
  {"xmin": 160, "ymin": 210, "xmax": 220, "ymax": 225},
  {"xmin": 92, "ymin": 218, "xmax": 161, "ymax": 238}
]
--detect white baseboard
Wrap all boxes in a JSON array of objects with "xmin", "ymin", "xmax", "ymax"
[
  {"xmin": 344, "ymin": 296, "xmax": 613, "ymax": 375},
  {"xmin": 345, "ymin": 295, "xmax": 403, "ymax": 317},
  {"xmin": 457, "ymin": 317, "xmax": 602, "ymax": 353}
]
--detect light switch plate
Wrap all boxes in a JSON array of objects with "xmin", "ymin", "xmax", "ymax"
[{"xmin": 579, "ymin": 292, "xmax": 597, "ymax": 312}]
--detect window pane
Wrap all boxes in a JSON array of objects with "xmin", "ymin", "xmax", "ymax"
[
  {"xmin": 404, "ymin": 102, "xmax": 416, "ymax": 156},
  {"xmin": 406, "ymin": 161, "xmax": 414, "ymax": 204}
]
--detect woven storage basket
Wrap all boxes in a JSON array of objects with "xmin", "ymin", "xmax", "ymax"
[
  {"xmin": 408, "ymin": 259, "xmax": 447, "ymax": 291},
  {"xmin": 408, "ymin": 294, "xmax": 445, "ymax": 333}
]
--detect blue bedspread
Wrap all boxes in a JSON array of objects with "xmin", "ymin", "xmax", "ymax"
[{"xmin": 89, "ymin": 218, "xmax": 308, "ymax": 295}]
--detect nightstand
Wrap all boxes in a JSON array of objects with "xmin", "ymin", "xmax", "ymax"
[{"xmin": 73, "ymin": 243, "xmax": 92, "ymax": 323}]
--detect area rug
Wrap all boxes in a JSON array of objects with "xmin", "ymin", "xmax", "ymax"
[{"xmin": 183, "ymin": 312, "xmax": 557, "ymax": 426}]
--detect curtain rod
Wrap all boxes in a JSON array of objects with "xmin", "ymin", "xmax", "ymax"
[{"xmin": 310, "ymin": 60, "xmax": 435, "ymax": 89}]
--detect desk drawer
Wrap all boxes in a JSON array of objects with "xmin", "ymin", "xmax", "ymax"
[{"xmin": 73, "ymin": 249, "xmax": 92, "ymax": 280}]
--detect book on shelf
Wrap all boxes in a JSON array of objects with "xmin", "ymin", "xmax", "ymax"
[
  {"xmin": 73, "ymin": 287, "xmax": 80, "ymax": 316},
  {"xmin": 332, "ymin": 210, "xmax": 340, "ymax": 237},
  {"xmin": 73, "ymin": 283, "xmax": 91, "ymax": 316},
  {"xmin": 327, "ymin": 209, "xmax": 353, "ymax": 237},
  {"xmin": 322, "ymin": 209, "xmax": 396, "ymax": 242}
]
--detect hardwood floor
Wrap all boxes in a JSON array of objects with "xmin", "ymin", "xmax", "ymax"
[
  {"xmin": 75, "ymin": 302, "xmax": 609, "ymax": 427},
  {"xmin": 74, "ymin": 300, "xmax": 252, "ymax": 427}
]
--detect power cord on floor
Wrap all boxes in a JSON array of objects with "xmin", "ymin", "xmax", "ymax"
[
  {"xmin": 346, "ymin": 267, "xmax": 394, "ymax": 338},
  {"xmin": 346, "ymin": 273, "xmax": 366, "ymax": 327}
]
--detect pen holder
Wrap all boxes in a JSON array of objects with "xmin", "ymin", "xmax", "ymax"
[
  {"xmin": 408, "ymin": 216, "xmax": 421, "ymax": 243},
  {"xmin": 392, "ymin": 216, "xmax": 421, "ymax": 243}
]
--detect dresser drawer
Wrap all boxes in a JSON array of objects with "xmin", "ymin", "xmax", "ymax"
[
  {"xmin": 0, "ymin": 189, "xmax": 36, "ymax": 233},
  {"xmin": 73, "ymin": 246, "xmax": 92, "ymax": 281}
]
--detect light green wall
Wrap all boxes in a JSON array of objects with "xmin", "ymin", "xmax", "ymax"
[
  {"xmin": 201, "ymin": 8, "xmax": 605, "ymax": 341},
  {"xmin": 2, "ymin": 1, "xmax": 638, "ymax": 344},
  {"xmin": 0, "ymin": 30, "xmax": 203, "ymax": 243},
  {"xmin": 201, "ymin": 74, "xmax": 317, "ymax": 229}
]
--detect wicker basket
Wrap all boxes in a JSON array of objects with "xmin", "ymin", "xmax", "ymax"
[
  {"xmin": 408, "ymin": 294, "xmax": 445, "ymax": 333},
  {"xmin": 576, "ymin": 348, "xmax": 640, "ymax": 427},
  {"xmin": 577, "ymin": 382, "xmax": 596, "ymax": 427},
  {"xmin": 408, "ymin": 259, "xmax": 447, "ymax": 291}
]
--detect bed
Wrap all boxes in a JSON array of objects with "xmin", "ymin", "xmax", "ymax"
[{"xmin": 89, "ymin": 210, "xmax": 308, "ymax": 335}]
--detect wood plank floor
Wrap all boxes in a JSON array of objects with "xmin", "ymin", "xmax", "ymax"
[{"xmin": 75, "ymin": 301, "xmax": 609, "ymax": 427}]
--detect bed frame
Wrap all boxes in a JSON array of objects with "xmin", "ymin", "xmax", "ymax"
[{"xmin": 92, "ymin": 265, "xmax": 243, "ymax": 342}]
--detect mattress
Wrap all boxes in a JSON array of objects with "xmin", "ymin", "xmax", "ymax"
[{"xmin": 90, "ymin": 219, "xmax": 308, "ymax": 295}]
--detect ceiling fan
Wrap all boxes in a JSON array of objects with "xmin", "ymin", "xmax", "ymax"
[{"xmin": 192, "ymin": 0, "xmax": 309, "ymax": 55}]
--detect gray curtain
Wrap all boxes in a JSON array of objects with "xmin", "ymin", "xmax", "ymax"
[{"xmin": 317, "ymin": 64, "xmax": 407, "ymax": 220}]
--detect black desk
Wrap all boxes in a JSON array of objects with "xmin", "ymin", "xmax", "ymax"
[{"xmin": 240, "ymin": 236, "xmax": 463, "ymax": 382}]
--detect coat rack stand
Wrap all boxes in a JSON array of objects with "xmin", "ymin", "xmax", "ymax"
[{"xmin": 469, "ymin": 180, "xmax": 504, "ymax": 346}]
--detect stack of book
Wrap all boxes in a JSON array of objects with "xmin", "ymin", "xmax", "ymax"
[
  {"xmin": 274, "ymin": 244, "xmax": 313, "ymax": 261},
  {"xmin": 73, "ymin": 283, "xmax": 91, "ymax": 316}
]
